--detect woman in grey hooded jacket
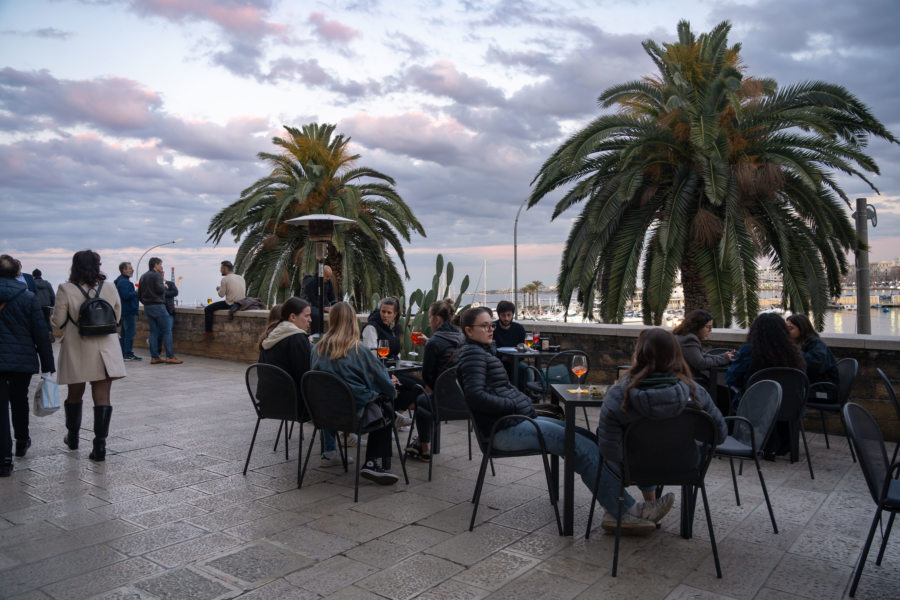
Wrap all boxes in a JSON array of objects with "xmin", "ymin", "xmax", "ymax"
[{"xmin": 596, "ymin": 328, "xmax": 728, "ymax": 484}]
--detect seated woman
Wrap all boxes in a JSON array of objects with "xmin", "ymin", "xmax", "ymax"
[
  {"xmin": 361, "ymin": 296, "xmax": 423, "ymax": 428},
  {"xmin": 597, "ymin": 328, "xmax": 727, "ymax": 527},
  {"xmin": 786, "ymin": 314, "xmax": 839, "ymax": 388},
  {"xmin": 456, "ymin": 307, "xmax": 674, "ymax": 536},
  {"xmin": 406, "ymin": 299, "xmax": 464, "ymax": 462},
  {"xmin": 725, "ymin": 313, "xmax": 805, "ymax": 458},
  {"xmin": 726, "ymin": 313, "xmax": 805, "ymax": 393},
  {"xmin": 312, "ymin": 302, "xmax": 399, "ymax": 485},
  {"xmin": 674, "ymin": 309, "xmax": 735, "ymax": 414},
  {"xmin": 258, "ymin": 298, "xmax": 345, "ymax": 466}
]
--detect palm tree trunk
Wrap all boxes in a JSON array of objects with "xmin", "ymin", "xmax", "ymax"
[{"xmin": 681, "ymin": 253, "xmax": 711, "ymax": 316}]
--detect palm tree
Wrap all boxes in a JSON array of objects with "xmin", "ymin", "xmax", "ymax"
[
  {"xmin": 207, "ymin": 123, "xmax": 425, "ymax": 306},
  {"xmin": 531, "ymin": 280, "xmax": 543, "ymax": 312},
  {"xmin": 529, "ymin": 20, "xmax": 897, "ymax": 328}
]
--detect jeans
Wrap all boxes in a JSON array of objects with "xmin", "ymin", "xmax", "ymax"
[
  {"xmin": 145, "ymin": 304, "xmax": 173, "ymax": 359},
  {"xmin": 1, "ymin": 372, "xmax": 32, "ymax": 459},
  {"xmin": 204, "ymin": 301, "xmax": 230, "ymax": 332},
  {"xmin": 323, "ymin": 430, "xmax": 336, "ymax": 453},
  {"xmin": 157, "ymin": 313, "xmax": 175, "ymax": 351},
  {"xmin": 413, "ymin": 393, "xmax": 433, "ymax": 443},
  {"xmin": 491, "ymin": 416, "xmax": 636, "ymax": 517},
  {"xmin": 119, "ymin": 313, "xmax": 136, "ymax": 357}
]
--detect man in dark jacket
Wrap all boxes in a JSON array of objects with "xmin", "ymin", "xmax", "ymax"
[
  {"xmin": 297, "ymin": 266, "xmax": 337, "ymax": 334},
  {"xmin": 32, "ymin": 269, "xmax": 55, "ymax": 341},
  {"xmin": 0, "ymin": 254, "xmax": 55, "ymax": 476},
  {"xmin": 115, "ymin": 262, "xmax": 141, "ymax": 361},
  {"xmin": 138, "ymin": 257, "xmax": 181, "ymax": 365}
]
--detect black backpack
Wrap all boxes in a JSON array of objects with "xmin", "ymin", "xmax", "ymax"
[{"xmin": 71, "ymin": 281, "xmax": 118, "ymax": 336}]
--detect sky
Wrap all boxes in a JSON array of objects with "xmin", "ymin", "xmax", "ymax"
[{"xmin": 1, "ymin": 0, "xmax": 899, "ymax": 307}]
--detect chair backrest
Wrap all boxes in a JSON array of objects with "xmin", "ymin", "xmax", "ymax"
[
  {"xmin": 622, "ymin": 408, "xmax": 718, "ymax": 487},
  {"xmin": 300, "ymin": 370, "xmax": 358, "ymax": 433},
  {"xmin": 746, "ymin": 367, "xmax": 808, "ymax": 420},
  {"xmin": 544, "ymin": 350, "xmax": 589, "ymax": 385},
  {"xmin": 246, "ymin": 363, "xmax": 301, "ymax": 422},
  {"xmin": 433, "ymin": 367, "xmax": 469, "ymax": 421},
  {"xmin": 876, "ymin": 368, "xmax": 900, "ymax": 420},
  {"xmin": 843, "ymin": 402, "xmax": 891, "ymax": 504},
  {"xmin": 734, "ymin": 380, "xmax": 782, "ymax": 451},
  {"xmin": 836, "ymin": 358, "xmax": 858, "ymax": 404}
]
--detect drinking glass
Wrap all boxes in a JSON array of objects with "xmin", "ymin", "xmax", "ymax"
[
  {"xmin": 571, "ymin": 355, "xmax": 587, "ymax": 392},
  {"xmin": 525, "ymin": 332, "xmax": 534, "ymax": 348},
  {"xmin": 532, "ymin": 332, "xmax": 541, "ymax": 348},
  {"xmin": 377, "ymin": 339, "xmax": 390, "ymax": 364}
]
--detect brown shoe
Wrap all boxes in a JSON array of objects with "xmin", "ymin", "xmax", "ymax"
[
  {"xmin": 165, "ymin": 357, "xmax": 183, "ymax": 364},
  {"xmin": 150, "ymin": 358, "xmax": 165, "ymax": 364},
  {"xmin": 200, "ymin": 332, "xmax": 214, "ymax": 342}
]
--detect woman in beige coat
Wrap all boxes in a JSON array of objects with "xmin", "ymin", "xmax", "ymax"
[{"xmin": 51, "ymin": 250, "xmax": 126, "ymax": 461}]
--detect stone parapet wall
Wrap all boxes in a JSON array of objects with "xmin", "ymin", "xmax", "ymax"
[{"xmin": 133, "ymin": 309, "xmax": 900, "ymax": 440}]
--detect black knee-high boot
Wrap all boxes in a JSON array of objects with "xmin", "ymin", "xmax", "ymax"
[
  {"xmin": 89, "ymin": 406, "xmax": 113, "ymax": 462},
  {"xmin": 64, "ymin": 402, "xmax": 83, "ymax": 450}
]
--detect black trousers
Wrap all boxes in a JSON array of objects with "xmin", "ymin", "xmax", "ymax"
[
  {"xmin": 1, "ymin": 372, "xmax": 32, "ymax": 459},
  {"xmin": 204, "ymin": 300, "xmax": 230, "ymax": 332},
  {"xmin": 413, "ymin": 393, "xmax": 433, "ymax": 442},
  {"xmin": 393, "ymin": 373, "xmax": 423, "ymax": 411}
]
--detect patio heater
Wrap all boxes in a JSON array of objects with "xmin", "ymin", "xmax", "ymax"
[
  {"xmin": 854, "ymin": 198, "xmax": 877, "ymax": 335},
  {"xmin": 285, "ymin": 214, "xmax": 354, "ymax": 335}
]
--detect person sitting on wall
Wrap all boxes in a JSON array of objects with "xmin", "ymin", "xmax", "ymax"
[{"xmin": 201, "ymin": 261, "xmax": 245, "ymax": 341}]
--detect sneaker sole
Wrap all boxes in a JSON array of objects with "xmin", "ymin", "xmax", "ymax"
[{"xmin": 360, "ymin": 470, "xmax": 399, "ymax": 485}]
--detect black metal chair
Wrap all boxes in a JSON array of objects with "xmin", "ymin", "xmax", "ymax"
[
  {"xmin": 243, "ymin": 364, "xmax": 308, "ymax": 486},
  {"xmin": 745, "ymin": 367, "xmax": 813, "ymax": 479},
  {"xmin": 526, "ymin": 350, "xmax": 593, "ymax": 428},
  {"xmin": 585, "ymin": 408, "xmax": 722, "ymax": 578},
  {"xmin": 876, "ymin": 368, "xmax": 900, "ymax": 465},
  {"xmin": 714, "ymin": 379, "xmax": 783, "ymax": 533},
  {"xmin": 807, "ymin": 357, "xmax": 858, "ymax": 462},
  {"xmin": 299, "ymin": 371, "xmax": 409, "ymax": 502},
  {"xmin": 461, "ymin": 376, "xmax": 562, "ymax": 534},
  {"xmin": 842, "ymin": 402, "xmax": 900, "ymax": 597}
]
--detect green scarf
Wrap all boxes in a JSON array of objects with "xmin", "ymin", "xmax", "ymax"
[{"xmin": 636, "ymin": 371, "xmax": 679, "ymax": 389}]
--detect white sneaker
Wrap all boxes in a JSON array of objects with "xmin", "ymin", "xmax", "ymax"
[
  {"xmin": 342, "ymin": 433, "xmax": 359, "ymax": 448},
  {"xmin": 600, "ymin": 511, "xmax": 656, "ymax": 536},
  {"xmin": 320, "ymin": 451, "xmax": 353, "ymax": 467},
  {"xmin": 394, "ymin": 411, "xmax": 413, "ymax": 429},
  {"xmin": 632, "ymin": 492, "xmax": 675, "ymax": 523}
]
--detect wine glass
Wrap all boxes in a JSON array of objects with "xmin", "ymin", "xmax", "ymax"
[
  {"xmin": 377, "ymin": 339, "xmax": 390, "ymax": 365},
  {"xmin": 571, "ymin": 355, "xmax": 588, "ymax": 393},
  {"xmin": 532, "ymin": 331, "xmax": 541, "ymax": 349},
  {"xmin": 524, "ymin": 332, "xmax": 534, "ymax": 349}
]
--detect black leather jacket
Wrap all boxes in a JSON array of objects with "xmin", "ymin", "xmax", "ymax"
[
  {"xmin": 422, "ymin": 322, "xmax": 463, "ymax": 389},
  {"xmin": 456, "ymin": 338, "xmax": 536, "ymax": 436}
]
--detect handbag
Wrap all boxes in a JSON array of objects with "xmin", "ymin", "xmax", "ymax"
[{"xmin": 33, "ymin": 373, "xmax": 60, "ymax": 416}]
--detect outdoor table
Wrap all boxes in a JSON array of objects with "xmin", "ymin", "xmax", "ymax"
[
  {"xmin": 549, "ymin": 383, "xmax": 698, "ymax": 539},
  {"xmin": 386, "ymin": 360, "xmax": 422, "ymax": 376},
  {"xmin": 550, "ymin": 382, "xmax": 608, "ymax": 535},
  {"xmin": 496, "ymin": 347, "xmax": 558, "ymax": 387}
]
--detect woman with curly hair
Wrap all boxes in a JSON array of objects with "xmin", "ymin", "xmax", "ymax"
[
  {"xmin": 725, "ymin": 313, "xmax": 805, "ymax": 393},
  {"xmin": 51, "ymin": 250, "xmax": 126, "ymax": 462}
]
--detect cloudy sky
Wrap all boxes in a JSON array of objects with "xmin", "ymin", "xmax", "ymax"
[{"xmin": 2, "ymin": 0, "xmax": 898, "ymax": 306}]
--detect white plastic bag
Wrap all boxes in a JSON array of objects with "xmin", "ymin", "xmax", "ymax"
[{"xmin": 33, "ymin": 373, "xmax": 60, "ymax": 416}]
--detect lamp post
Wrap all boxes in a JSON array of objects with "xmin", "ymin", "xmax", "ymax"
[
  {"xmin": 513, "ymin": 197, "xmax": 529, "ymax": 320},
  {"xmin": 854, "ymin": 198, "xmax": 877, "ymax": 335},
  {"xmin": 136, "ymin": 238, "xmax": 183, "ymax": 278},
  {"xmin": 285, "ymin": 215, "xmax": 354, "ymax": 335}
]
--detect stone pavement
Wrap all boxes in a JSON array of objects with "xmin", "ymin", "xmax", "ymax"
[{"xmin": 1, "ymin": 350, "xmax": 897, "ymax": 600}]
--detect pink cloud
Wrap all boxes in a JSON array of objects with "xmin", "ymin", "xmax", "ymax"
[
  {"xmin": 308, "ymin": 12, "xmax": 360, "ymax": 44},
  {"xmin": 405, "ymin": 61, "xmax": 505, "ymax": 105},
  {"xmin": 132, "ymin": 0, "xmax": 285, "ymax": 39},
  {"xmin": 341, "ymin": 111, "xmax": 472, "ymax": 163}
]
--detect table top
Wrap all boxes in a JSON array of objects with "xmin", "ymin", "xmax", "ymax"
[
  {"xmin": 495, "ymin": 347, "xmax": 558, "ymax": 359},
  {"xmin": 386, "ymin": 360, "xmax": 422, "ymax": 375},
  {"xmin": 550, "ymin": 383, "xmax": 609, "ymax": 406}
]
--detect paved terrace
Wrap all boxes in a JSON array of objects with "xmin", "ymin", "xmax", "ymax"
[{"xmin": 1, "ymin": 351, "xmax": 897, "ymax": 600}]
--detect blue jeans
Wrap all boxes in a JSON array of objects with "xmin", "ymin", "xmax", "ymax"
[
  {"xmin": 145, "ymin": 304, "xmax": 173, "ymax": 359},
  {"xmin": 323, "ymin": 430, "xmax": 336, "ymax": 453},
  {"xmin": 119, "ymin": 313, "xmax": 136, "ymax": 357},
  {"xmin": 491, "ymin": 416, "xmax": 636, "ymax": 517}
]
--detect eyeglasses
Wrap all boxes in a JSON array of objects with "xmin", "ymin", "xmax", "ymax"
[{"xmin": 476, "ymin": 322, "xmax": 497, "ymax": 331}]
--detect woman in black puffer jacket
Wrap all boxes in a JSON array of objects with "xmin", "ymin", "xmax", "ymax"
[{"xmin": 456, "ymin": 307, "xmax": 670, "ymax": 536}]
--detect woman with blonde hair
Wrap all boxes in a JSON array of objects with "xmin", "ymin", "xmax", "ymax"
[{"xmin": 312, "ymin": 302, "xmax": 399, "ymax": 484}]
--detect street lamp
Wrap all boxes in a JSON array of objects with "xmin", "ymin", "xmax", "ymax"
[
  {"xmin": 286, "ymin": 214, "xmax": 354, "ymax": 335},
  {"xmin": 513, "ymin": 197, "xmax": 529, "ymax": 320},
  {"xmin": 136, "ymin": 238, "xmax": 183, "ymax": 277},
  {"xmin": 854, "ymin": 198, "xmax": 877, "ymax": 335}
]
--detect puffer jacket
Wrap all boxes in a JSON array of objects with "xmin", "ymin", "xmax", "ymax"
[
  {"xmin": 801, "ymin": 337, "xmax": 839, "ymax": 387},
  {"xmin": 0, "ymin": 277, "xmax": 54, "ymax": 374},
  {"xmin": 456, "ymin": 338, "xmax": 536, "ymax": 436},
  {"xmin": 422, "ymin": 321, "xmax": 464, "ymax": 389},
  {"xmin": 596, "ymin": 376, "xmax": 726, "ymax": 464}
]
